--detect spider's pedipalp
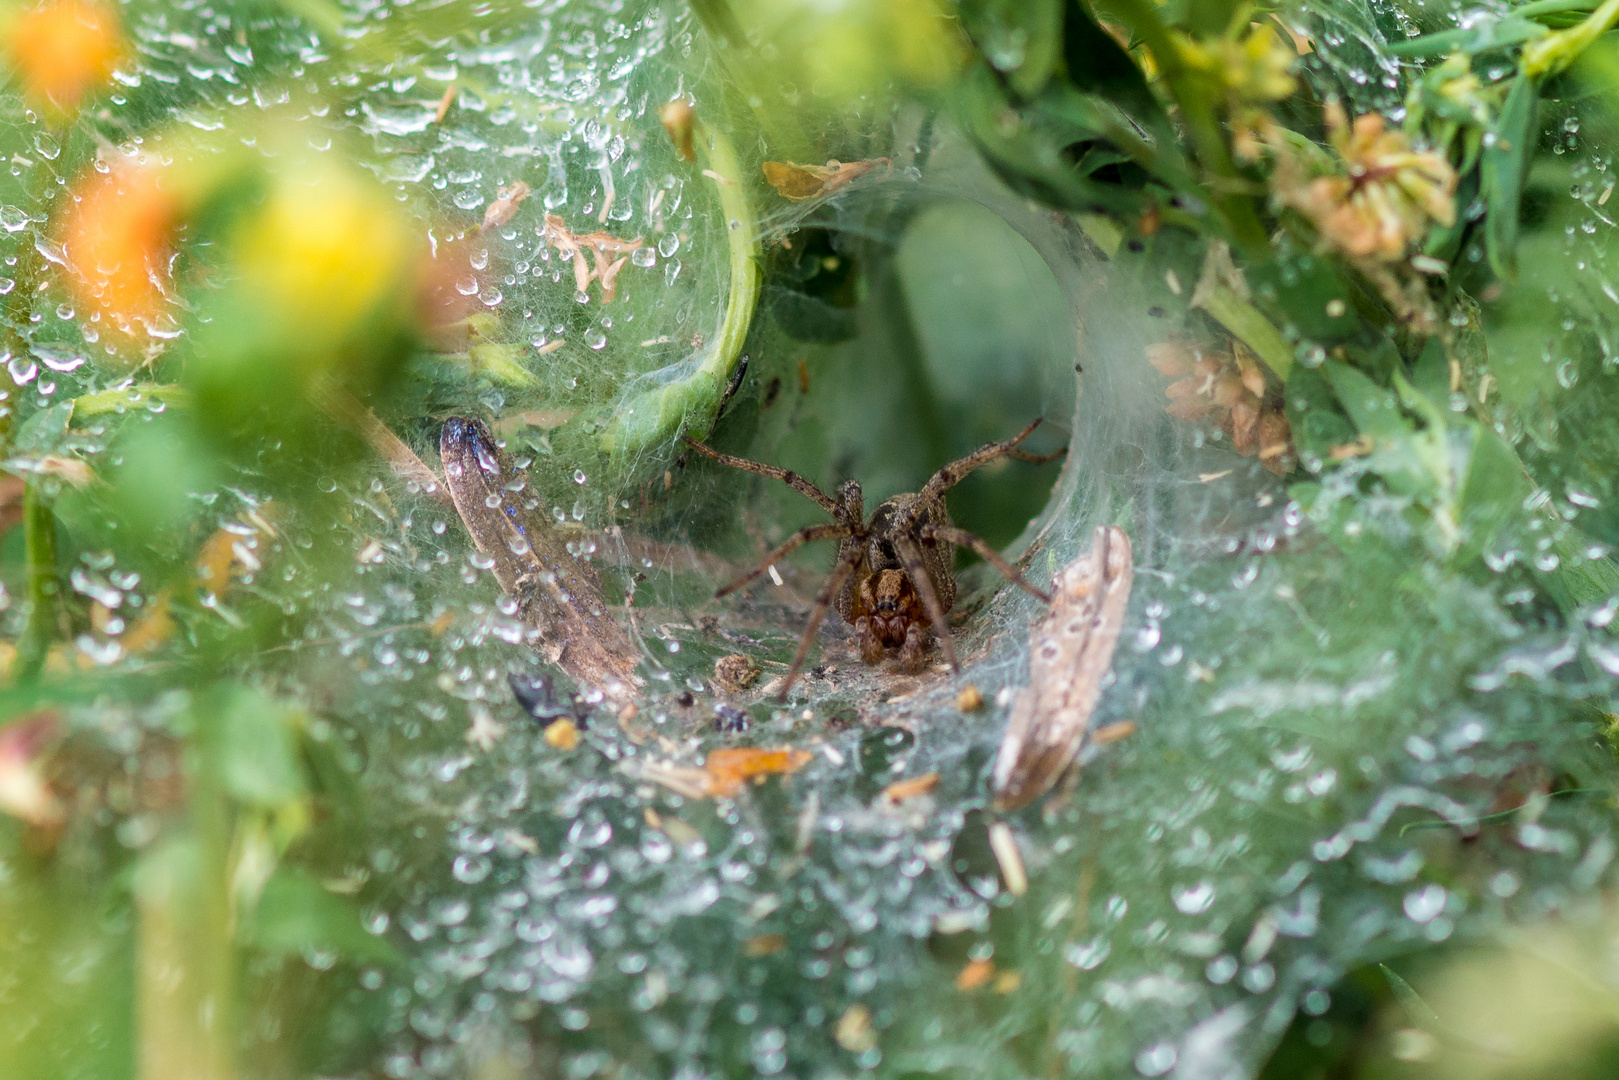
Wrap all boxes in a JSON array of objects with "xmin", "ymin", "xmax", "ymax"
[{"xmin": 715, "ymin": 523, "xmax": 852, "ymax": 599}]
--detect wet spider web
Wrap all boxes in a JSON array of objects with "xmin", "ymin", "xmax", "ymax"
[{"xmin": 11, "ymin": 0, "xmax": 1619, "ymax": 1077}]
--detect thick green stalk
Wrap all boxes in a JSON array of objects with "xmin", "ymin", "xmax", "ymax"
[
  {"xmin": 1096, "ymin": 0, "xmax": 1269, "ymax": 253},
  {"xmin": 1522, "ymin": 0, "xmax": 1619, "ymax": 77},
  {"xmin": 13, "ymin": 480, "xmax": 58, "ymax": 683},
  {"xmin": 1195, "ymin": 285, "xmax": 1294, "ymax": 382},
  {"xmin": 600, "ymin": 124, "xmax": 760, "ymax": 463}
]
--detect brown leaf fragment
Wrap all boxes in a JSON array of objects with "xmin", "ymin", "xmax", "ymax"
[
  {"xmin": 956, "ymin": 684, "xmax": 984, "ymax": 712},
  {"xmin": 703, "ymin": 747, "xmax": 811, "ymax": 798},
  {"xmin": 481, "ymin": 180, "xmax": 530, "ymax": 233},
  {"xmin": 993, "ymin": 526, "xmax": 1133, "ymax": 811},
  {"xmin": 745, "ymin": 934, "xmax": 787, "ymax": 957},
  {"xmin": 881, "ymin": 772, "xmax": 939, "ymax": 803},
  {"xmin": 659, "ymin": 99, "xmax": 696, "ymax": 162},
  {"xmin": 1091, "ymin": 719, "xmax": 1137, "ymax": 745},
  {"xmin": 434, "ymin": 83, "xmax": 457, "ymax": 123},
  {"xmin": 956, "ymin": 959, "xmax": 995, "ymax": 991},
  {"xmin": 762, "ymin": 158, "xmax": 889, "ymax": 202},
  {"xmin": 0, "ymin": 473, "xmax": 24, "ymax": 536},
  {"xmin": 441, "ymin": 417, "xmax": 641, "ymax": 698}
]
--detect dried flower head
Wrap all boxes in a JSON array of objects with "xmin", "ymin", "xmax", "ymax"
[
  {"xmin": 1147, "ymin": 338, "xmax": 1295, "ymax": 475},
  {"xmin": 1279, "ymin": 101, "xmax": 1457, "ymax": 264}
]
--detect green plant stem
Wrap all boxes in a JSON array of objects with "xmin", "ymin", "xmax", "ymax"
[
  {"xmin": 1095, "ymin": 0, "xmax": 1268, "ymax": 253},
  {"xmin": 599, "ymin": 124, "xmax": 760, "ymax": 462},
  {"xmin": 1194, "ymin": 284, "xmax": 1294, "ymax": 382},
  {"xmin": 1522, "ymin": 0, "xmax": 1619, "ymax": 78},
  {"xmin": 14, "ymin": 480, "xmax": 58, "ymax": 684},
  {"xmin": 1517, "ymin": 0, "xmax": 1601, "ymax": 21}
]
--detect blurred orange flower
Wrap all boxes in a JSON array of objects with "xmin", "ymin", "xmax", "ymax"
[
  {"xmin": 4, "ymin": 0, "xmax": 125, "ymax": 114},
  {"xmin": 56, "ymin": 160, "xmax": 179, "ymax": 342}
]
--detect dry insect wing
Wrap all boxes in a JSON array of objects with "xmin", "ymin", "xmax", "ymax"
[
  {"xmin": 762, "ymin": 158, "xmax": 890, "ymax": 202},
  {"xmin": 992, "ymin": 526, "xmax": 1133, "ymax": 811}
]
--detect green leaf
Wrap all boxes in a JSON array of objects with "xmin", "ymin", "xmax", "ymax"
[
  {"xmin": 1322, "ymin": 362, "xmax": 1411, "ymax": 444},
  {"xmin": 767, "ymin": 286, "xmax": 859, "ymax": 345},
  {"xmin": 1387, "ymin": 18, "xmax": 1549, "ymax": 58},
  {"xmin": 1482, "ymin": 74, "xmax": 1540, "ymax": 283},
  {"xmin": 71, "ymin": 384, "xmax": 192, "ymax": 419},
  {"xmin": 1380, "ymin": 964, "xmax": 1442, "ymax": 1029},
  {"xmin": 247, "ymin": 869, "xmax": 399, "ymax": 967},
  {"xmin": 11, "ymin": 401, "xmax": 73, "ymax": 456},
  {"xmin": 214, "ymin": 687, "xmax": 308, "ymax": 808},
  {"xmin": 959, "ymin": 0, "xmax": 1064, "ymax": 99},
  {"xmin": 1063, "ymin": 0, "xmax": 1168, "ymax": 132}
]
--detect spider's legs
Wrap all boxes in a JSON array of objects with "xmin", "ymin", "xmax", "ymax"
[
  {"xmin": 682, "ymin": 437, "xmax": 843, "ymax": 518},
  {"xmin": 922, "ymin": 524, "xmax": 1053, "ymax": 605},
  {"xmin": 912, "ymin": 419, "xmax": 1045, "ymax": 507},
  {"xmin": 893, "ymin": 535, "xmax": 959, "ymax": 672},
  {"xmin": 715, "ymin": 523, "xmax": 852, "ymax": 598},
  {"xmin": 778, "ymin": 546, "xmax": 863, "ymax": 699}
]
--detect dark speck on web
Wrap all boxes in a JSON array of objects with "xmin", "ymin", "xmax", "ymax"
[{"xmin": 713, "ymin": 704, "xmax": 750, "ymax": 733}]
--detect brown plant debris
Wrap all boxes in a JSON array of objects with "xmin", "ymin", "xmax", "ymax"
[
  {"xmin": 713, "ymin": 653, "xmax": 760, "ymax": 692},
  {"xmin": 881, "ymin": 772, "xmax": 939, "ymax": 803},
  {"xmin": 659, "ymin": 98, "xmax": 696, "ymax": 162},
  {"xmin": 539, "ymin": 213, "xmax": 645, "ymax": 303},
  {"xmin": 762, "ymin": 158, "xmax": 889, "ymax": 202},
  {"xmin": 702, "ymin": 747, "xmax": 812, "ymax": 798},
  {"xmin": 441, "ymin": 418, "xmax": 641, "ymax": 698},
  {"xmin": 481, "ymin": 180, "xmax": 530, "ymax": 233},
  {"xmin": 993, "ymin": 526, "xmax": 1134, "ymax": 811},
  {"xmin": 1147, "ymin": 337, "xmax": 1295, "ymax": 476}
]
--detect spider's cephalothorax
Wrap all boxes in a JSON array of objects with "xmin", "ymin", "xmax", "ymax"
[{"xmin": 684, "ymin": 420, "xmax": 1065, "ymax": 697}]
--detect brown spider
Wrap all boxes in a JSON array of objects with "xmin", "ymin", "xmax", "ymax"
[{"xmin": 683, "ymin": 420, "xmax": 1065, "ymax": 696}]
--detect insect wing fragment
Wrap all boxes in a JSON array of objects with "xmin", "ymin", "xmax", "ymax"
[{"xmin": 992, "ymin": 526, "xmax": 1133, "ymax": 810}]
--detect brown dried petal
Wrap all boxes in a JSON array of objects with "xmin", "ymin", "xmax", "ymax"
[
  {"xmin": 1213, "ymin": 372, "xmax": 1250, "ymax": 410},
  {"xmin": 1145, "ymin": 341, "xmax": 1193, "ymax": 377},
  {"xmin": 1230, "ymin": 398, "xmax": 1260, "ymax": 455},
  {"xmin": 1258, "ymin": 409, "xmax": 1294, "ymax": 476},
  {"xmin": 1166, "ymin": 398, "xmax": 1216, "ymax": 422}
]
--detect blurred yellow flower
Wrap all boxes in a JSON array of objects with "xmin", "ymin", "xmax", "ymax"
[
  {"xmin": 3, "ymin": 0, "xmax": 124, "ymax": 115},
  {"xmin": 230, "ymin": 163, "xmax": 418, "ymax": 363}
]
